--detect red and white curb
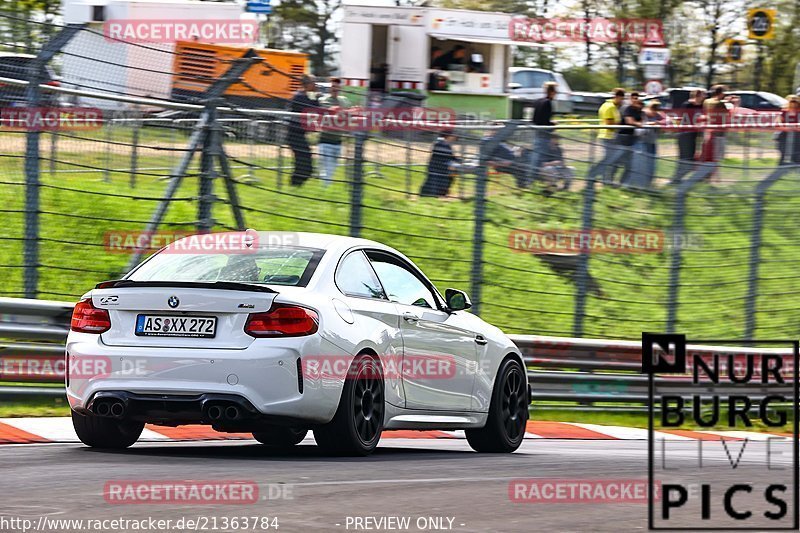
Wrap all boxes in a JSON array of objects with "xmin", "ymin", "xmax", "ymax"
[{"xmin": 0, "ymin": 418, "xmax": 792, "ymax": 445}]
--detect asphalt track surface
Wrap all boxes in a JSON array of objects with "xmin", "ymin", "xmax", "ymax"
[{"xmin": 0, "ymin": 436, "xmax": 795, "ymax": 532}]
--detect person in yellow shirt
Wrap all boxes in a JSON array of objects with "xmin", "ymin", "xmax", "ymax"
[{"xmin": 588, "ymin": 88, "xmax": 627, "ymax": 184}]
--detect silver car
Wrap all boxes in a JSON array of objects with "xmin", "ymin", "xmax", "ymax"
[{"xmin": 66, "ymin": 232, "xmax": 530, "ymax": 455}]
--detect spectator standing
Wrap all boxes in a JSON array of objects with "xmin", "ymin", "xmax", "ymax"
[
  {"xmin": 287, "ymin": 75, "xmax": 319, "ymax": 187},
  {"xmin": 617, "ymin": 91, "xmax": 642, "ymax": 185},
  {"xmin": 317, "ymin": 77, "xmax": 350, "ymax": 186},
  {"xmin": 629, "ymin": 101, "xmax": 666, "ymax": 188},
  {"xmin": 671, "ymin": 89, "xmax": 705, "ymax": 185},
  {"xmin": 420, "ymin": 131, "xmax": 461, "ymax": 197},
  {"xmin": 776, "ymin": 95, "xmax": 800, "ymax": 165},
  {"xmin": 587, "ymin": 88, "xmax": 626, "ymax": 184},
  {"xmin": 528, "ymin": 81, "xmax": 558, "ymax": 186},
  {"xmin": 700, "ymin": 85, "xmax": 729, "ymax": 162}
]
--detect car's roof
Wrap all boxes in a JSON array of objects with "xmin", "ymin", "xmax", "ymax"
[
  {"xmin": 509, "ymin": 67, "xmax": 555, "ymax": 73},
  {"xmin": 202, "ymin": 231, "xmax": 390, "ymax": 252}
]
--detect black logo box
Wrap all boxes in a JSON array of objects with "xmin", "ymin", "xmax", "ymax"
[{"xmin": 643, "ymin": 333, "xmax": 799, "ymax": 531}]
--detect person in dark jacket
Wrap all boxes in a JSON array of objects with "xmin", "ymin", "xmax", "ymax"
[
  {"xmin": 483, "ymin": 129, "xmax": 527, "ymax": 188},
  {"xmin": 287, "ymin": 75, "xmax": 319, "ymax": 186},
  {"xmin": 420, "ymin": 131, "xmax": 460, "ymax": 197},
  {"xmin": 528, "ymin": 81, "xmax": 557, "ymax": 186},
  {"xmin": 670, "ymin": 89, "xmax": 705, "ymax": 184},
  {"xmin": 432, "ymin": 45, "xmax": 466, "ymax": 70}
]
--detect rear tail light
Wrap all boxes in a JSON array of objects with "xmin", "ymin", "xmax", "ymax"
[
  {"xmin": 244, "ymin": 304, "xmax": 319, "ymax": 338},
  {"xmin": 71, "ymin": 298, "xmax": 111, "ymax": 333},
  {"xmin": 45, "ymin": 80, "xmax": 60, "ymax": 87}
]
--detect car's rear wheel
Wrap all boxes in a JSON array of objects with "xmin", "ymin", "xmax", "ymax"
[
  {"xmin": 252, "ymin": 427, "xmax": 307, "ymax": 448},
  {"xmin": 314, "ymin": 353, "xmax": 384, "ymax": 456},
  {"xmin": 466, "ymin": 358, "xmax": 528, "ymax": 453},
  {"xmin": 71, "ymin": 410, "xmax": 144, "ymax": 449}
]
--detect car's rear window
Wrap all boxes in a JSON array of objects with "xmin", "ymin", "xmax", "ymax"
[{"xmin": 127, "ymin": 246, "xmax": 325, "ymax": 287}]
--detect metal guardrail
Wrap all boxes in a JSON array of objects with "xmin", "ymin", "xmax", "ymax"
[{"xmin": 0, "ymin": 298, "xmax": 794, "ymax": 408}]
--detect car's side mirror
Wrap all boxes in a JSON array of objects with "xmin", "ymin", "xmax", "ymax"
[{"xmin": 445, "ymin": 288, "xmax": 471, "ymax": 311}]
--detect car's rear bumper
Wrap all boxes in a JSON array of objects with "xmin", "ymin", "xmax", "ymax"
[
  {"xmin": 66, "ymin": 332, "xmax": 351, "ymax": 424},
  {"xmin": 80, "ymin": 391, "xmax": 312, "ymax": 429}
]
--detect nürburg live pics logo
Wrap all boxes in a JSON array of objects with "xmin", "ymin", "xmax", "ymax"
[{"xmin": 643, "ymin": 332, "xmax": 799, "ymax": 530}]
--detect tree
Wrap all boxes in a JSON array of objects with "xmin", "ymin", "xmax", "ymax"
[
  {"xmin": 272, "ymin": 0, "xmax": 341, "ymax": 76},
  {"xmin": 688, "ymin": 0, "xmax": 742, "ymax": 88},
  {"xmin": 763, "ymin": 0, "xmax": 800, "ymax": 95},
  {"xmin": 0, "ymin": 0, "xmax": 60, "ymax": 53}
]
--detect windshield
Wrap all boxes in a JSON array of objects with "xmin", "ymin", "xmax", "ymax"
[
  {"xmin": 760, "ymin": 92, "xmax": 787, "ymax": 107},
  {"xmin": 127, "ymin": 246, "xmax": 324, "ymax": 287},
  {"xmin": 512, "ymin": 70, "xmax": 555, "ymax": 89}
]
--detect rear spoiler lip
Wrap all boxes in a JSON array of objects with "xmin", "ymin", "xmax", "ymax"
[{"xmin": 94, "ymin": 280, "xmax": 278, "ymax": 294}]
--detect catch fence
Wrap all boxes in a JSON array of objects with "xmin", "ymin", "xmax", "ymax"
[{"xmin": 0, "ymin": 15, "xmax": 799, "ymax": 341}]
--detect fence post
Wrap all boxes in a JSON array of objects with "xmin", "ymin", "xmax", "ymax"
[
  {"xmin": 744, "ymin": 166, "xmax": 794, "ymax": 338},
  {"xmin": 666, "ymin": 163, "xmax": 717, "ymax": 333},
  {"xmin": 48, "ymin": 130, "xmax": 57, "ymax": 176},
  {"xmin": 125, "ymin": 51, "xmax": 259, "ymax": 271},
  {"xmin": 349, "ymin": 131, "xmax": 366, "ymax": 237},
  {"xmin": 404, "ymin": 127, "xmax": 412, "ymax": 197},
  {"xmin": 571, "ymin": 175, "xmax": 597, "ymax": 337},
  {"xmin": 103, "ymin": 115, "xmax": 113, "ymax": 182},
  {"xmin": 129, "ymin": 108, "xmax": 141, "ymax": 188},
  {"xmin": 197, "ymin": 104, "xmax": 218, "ymax": 233},
  {"xmin": 470, "ymin": 121, "xmax": 519, "ymax": 317},
  {"xmin": 743, "ymin": 129, "xmax": 750, "ymax": 181},
  {"xmin": 22, "ymin": 23, "xmax": 83, "ymax": 299}
]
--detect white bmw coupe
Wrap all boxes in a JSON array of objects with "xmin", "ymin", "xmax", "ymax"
[{"xmin": 66, "ymin": 232, "xmax": 529, "ymax": 455}]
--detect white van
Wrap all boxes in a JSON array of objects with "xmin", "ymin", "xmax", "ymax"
[{"xmin": 508, "ymin": 67, "xmax": 574, "ymax": 113}]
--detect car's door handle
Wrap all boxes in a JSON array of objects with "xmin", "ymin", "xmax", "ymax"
[
  {"xmin": 402, "ymin": 312, "xmax": 419, "ymax": 324},
  {"xmin": 475, "ymin": 335, "xmax": 488, "ymax": 345}
]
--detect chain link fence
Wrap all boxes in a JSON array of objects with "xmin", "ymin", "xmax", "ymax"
[{"xmin": 1, "ymin": 14, "xmax": 799, "ymax": 342}]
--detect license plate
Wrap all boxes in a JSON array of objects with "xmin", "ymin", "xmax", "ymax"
[{"xmin": 135, "ymin": 315, "xmax": 217, "ymax": 338}]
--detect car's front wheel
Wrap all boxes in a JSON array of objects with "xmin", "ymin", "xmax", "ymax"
[
  {"xmin": 314, "ymin": 353, "xmax": 384, "ymax": 456},
  {"xmin": 71, "ymin": 410, "xmax": 144, "ymax": 449},
  {"xmin": 252, "ymin": 427, "xmax": 307, "ymax": 448},
  {"xmin": 466, "ymin": 358, "xmax": 529, "ymax": 453}
]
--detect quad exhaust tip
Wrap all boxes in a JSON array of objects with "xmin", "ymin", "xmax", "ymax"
[{"xmin": 225, "ymin": 405, "xmax": 241, "ymax": 421}]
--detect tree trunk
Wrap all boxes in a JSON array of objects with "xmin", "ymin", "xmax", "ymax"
[
  {"xmin": 583, "ymin": 1, "xmax": 592, "ymax": 70},
  {"xmin": 704, "ymin": 0, "xmax": 721, "ymax": 89}
]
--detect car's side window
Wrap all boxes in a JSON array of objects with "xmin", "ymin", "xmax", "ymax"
[
  {"xmin": 336, "ymin": 251, "xmax": 386, "ymax": 299},
  {"xmin": 367, "ymin": 253, "xmax": 437, "ymax": 309}
]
